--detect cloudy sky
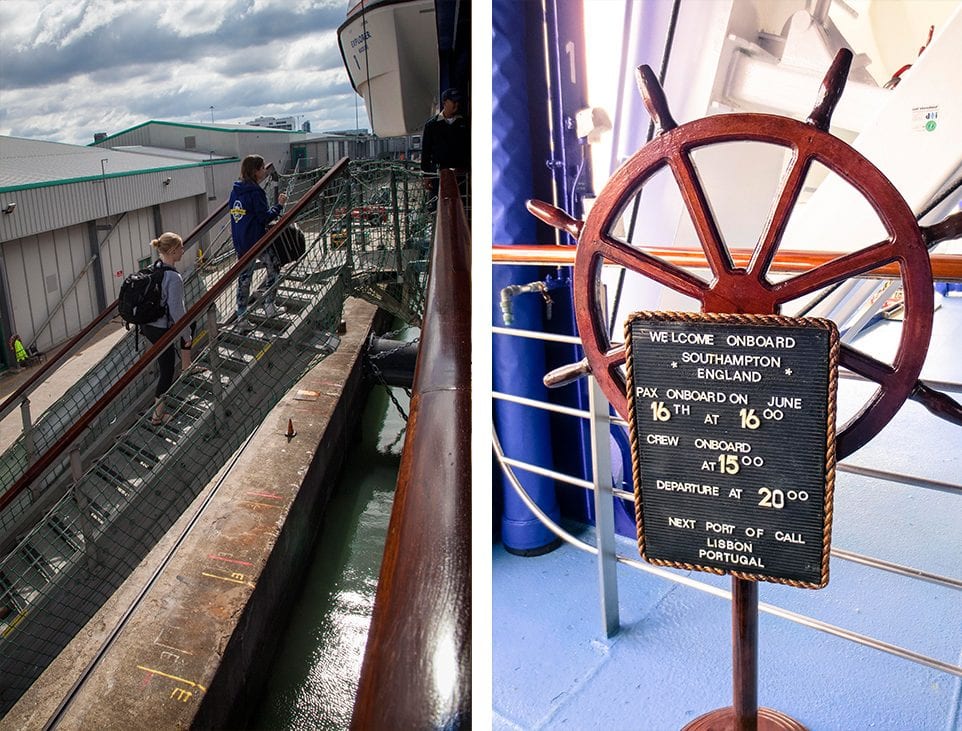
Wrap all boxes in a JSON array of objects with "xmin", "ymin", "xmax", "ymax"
[{"xmin": 0, "ymin": 0, "xmax": 365, "ymax": 147}]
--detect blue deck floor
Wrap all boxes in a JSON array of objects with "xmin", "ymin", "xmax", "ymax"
[{"xmin": 493, "ymin": 296, "xmax": 962, "ymax": 731}]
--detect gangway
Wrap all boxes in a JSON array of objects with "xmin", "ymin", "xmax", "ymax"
[{"xmin": 0, "ymin": 158, "xmax": 432, "ymax": 713}]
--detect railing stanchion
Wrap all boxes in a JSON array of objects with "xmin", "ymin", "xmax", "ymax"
[
  {"xmin": 20, "ymin": 398, "xmax": 35, "ymax": 463},
  {"xmin": 204, "ymin": 306, "xmax": 224, "ymax": 410},
  {"xmin": 588, "ymin": 374, "xmax": 620, "ymax": 637},
  {"xmin": 346, "ymin": 177, "xmax": 356, "ymax": 271},
  {"xmin": 402, "ymin": 170, "xmax": 411, "ymax": 244},
  {"xmin": 68, "ymin": 447, "xmax": 96, "ymax": 562},
  {"xmin": 391, "ymin": 167, "xmax": 404, "ymax": 281}
]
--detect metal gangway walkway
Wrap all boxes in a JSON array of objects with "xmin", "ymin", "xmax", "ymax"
[{"xmin": 0, "ymin": 158, "xmax": 433, "ymax": 713}]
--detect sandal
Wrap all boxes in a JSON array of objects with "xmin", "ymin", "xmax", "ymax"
[{"xmin": 150, "ymin": 413, "xmax": 172, "ymax": 426}]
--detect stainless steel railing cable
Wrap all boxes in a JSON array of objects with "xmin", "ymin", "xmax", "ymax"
[{"xmin": 492, "ymin": 427, "xmax": 962, "ymax": 678}]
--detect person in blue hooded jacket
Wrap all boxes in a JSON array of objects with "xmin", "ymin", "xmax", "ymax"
[{"xmin": 228, "ymin": 154, "xmax": 288, "ymax": 330}]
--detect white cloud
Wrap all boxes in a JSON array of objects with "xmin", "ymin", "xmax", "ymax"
[
  {"xmin": 157, "ymin": 0, "xmax": 245, "ymax": 37},
  {"xmin": 0, "ymin": 0, "xmax": 362, "ymax": 145}
]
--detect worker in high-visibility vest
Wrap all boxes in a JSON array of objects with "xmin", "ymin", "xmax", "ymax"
[{"xmin": 10, "ymin": 335, "xmax": 27, "ymax": 369}]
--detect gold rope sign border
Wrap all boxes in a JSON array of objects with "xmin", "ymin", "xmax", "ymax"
[{"xmin": 623, "ymin": 310, "xmax": 839, "ymax": 590}]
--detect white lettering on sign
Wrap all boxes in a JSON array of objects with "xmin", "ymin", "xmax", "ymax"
[
  {"xmin": 696, "ymin": 368, "xmax": 762, "ymax": 382},
  {"xmin": 698, "ymin": 549, "xmax": 765, "ymax": 568},
  {"xmin": 682, "ymin": 351, "xmax": 781, "ymax": 368},
  {"xmin": 664, "ymin": 388, "xmax": 727, "ymax": 402},
  {"xmin": 767, "ymin": 396, "xmax": 802, "ymax": 409},
  {"xmin": 705, "ymin": 521, "xmax": 735, "ymax": 534},
  {"xmin": 775, "ymin": 531, "xmax": 806, "ymax": 544},
  {"xmin": 647, "ymin": 433, "xmax": 678, "ymax": 446},
  {"xmin": 706, "ymin": 537, "xmax": 753, "ymax": 553},
  {"xmin": 656, "ymin": 480, "xmax": 719, "ymax": 496},
  {"xmin": 668, "ymin": 516, "xmax": 695, "ymax": 529},
  {"xmin": 693, "ymin": 438, "xmax": 751, "ymax": 453},
  {"xmin": 725, "ymin": 334, "xmax": 796, "ymax": 348}
]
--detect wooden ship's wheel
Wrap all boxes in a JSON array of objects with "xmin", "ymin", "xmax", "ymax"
[{"xmin": 531, "ymin": 49, "xmax": 962, "ymax": 460}]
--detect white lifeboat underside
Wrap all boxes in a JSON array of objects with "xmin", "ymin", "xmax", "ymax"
[{"xmin": 339, "ymin": 0, "xmax": 439, "ymax": 137}]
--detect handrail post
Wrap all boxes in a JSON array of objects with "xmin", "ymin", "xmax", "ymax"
[
  {"xmin": 68, "ymin": 447, "xmax": 97, "ymax": 563},
  {"xmin": 588, "ymin": 375, "xmax": 620, "ymax": 638},
  {"xmin": 19, "ymin": 398, "xmax": 35, "ymax": 463},
  {"xmin": 402, "ymin": 166, "xmax": 411, "ymax": 244},
  {"xmin": 390, "ymin": 167, "xmax": 404, "ymax": 281},
  {"xmin": 204, "ymin": 307, "xmax": 224, "ymax": 410},
  {"xmin": 346, "ymin": 178, "xmax": 356, "ymax": 270}
]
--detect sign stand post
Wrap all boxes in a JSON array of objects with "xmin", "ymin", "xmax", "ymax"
[{"xmin": 625, "ymin": 312, "xmax": 839, "ymax": 731}]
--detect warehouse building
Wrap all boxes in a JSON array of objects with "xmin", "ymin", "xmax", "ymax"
[{"xmin": 0, "ymin": 135, "xmax": 237, "ymax": 367}]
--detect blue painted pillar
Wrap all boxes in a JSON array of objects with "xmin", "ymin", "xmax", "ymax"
[{"xmin": 492, "ymin": 1, "xmax": 561, "ymax": 553}]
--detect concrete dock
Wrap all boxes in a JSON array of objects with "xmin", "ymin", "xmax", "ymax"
[{"xmin": 1, "ymin": 298, "xmax": 384, "ymax": 729}]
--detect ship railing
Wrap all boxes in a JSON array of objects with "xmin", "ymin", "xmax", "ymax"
[
  {"xmin": 492, "ymin": 244, "xmax": 962, "ymax": 679},
  {"xmin": 352, "ymin": 169, "xmax": 471, "ymax": 729}
]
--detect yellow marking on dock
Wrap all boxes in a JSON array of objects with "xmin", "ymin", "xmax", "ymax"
[
  {"xmin": 201, "ymin": 571, "xmax": 256, "ymax": 587},
  {"xmin": 136, "ymin": 665, "xmax": 207, "ymax": 693}
]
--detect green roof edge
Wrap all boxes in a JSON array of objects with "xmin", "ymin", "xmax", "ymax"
[
  {"xmin": 88, "ymin": 120, "xmax": 302, "ymax": 146},
  {"xmin": 0, "ymin": 158, "xmax": 239, "ymax": 194}
]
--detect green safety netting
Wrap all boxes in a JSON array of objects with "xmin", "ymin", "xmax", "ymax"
[{"xmin": 0, "ymin": 159, "xmax": 434, "ymax": 713}]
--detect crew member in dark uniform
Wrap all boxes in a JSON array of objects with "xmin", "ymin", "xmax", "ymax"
[{"xmin": 420, "ymin": 87, "xmax": 470, "ymax": 212}]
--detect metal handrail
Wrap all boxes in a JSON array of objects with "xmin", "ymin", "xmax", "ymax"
[
  {"xmin": 351, "ymin": 169, "xmax": 471, "ymax": 729},
  {"xmin": 0, "ymin": 163, "xmax": 277, "ymax": 424},
  {"xmin": 492, "ymin": 243, "xmax": 962, "ymax": 281},
  {"xmin": 0, "ymin": 158, "xmax": 349, "ymax": 513}
]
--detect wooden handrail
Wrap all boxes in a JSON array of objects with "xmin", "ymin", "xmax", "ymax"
[
  {"xmin": 351, "ymin": 170, "xmax": 471, "ymax": 729},
  {"xmin": 492, "ymin": 245, "xmax": 962, "ymax": 281},
  {"xmin": 0, "ymin": 158, "xmax": 349, "ymax": 513},
  {"xmin": 0, "ymin": 163, "xmax": 278, "ymax": 422}
]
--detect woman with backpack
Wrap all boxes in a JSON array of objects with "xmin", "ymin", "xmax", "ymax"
[
  {"xmin": 228, "ymin": 154, "xmax": 288, "ymax": 332},
  {"xmin": 141, "ymin": 232, "xmax": 193, "ymax": 426}
]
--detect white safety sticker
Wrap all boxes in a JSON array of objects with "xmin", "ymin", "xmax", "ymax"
[{"xmin": 911, "ymin": 105, "xmax": 939, "ymax": 132}]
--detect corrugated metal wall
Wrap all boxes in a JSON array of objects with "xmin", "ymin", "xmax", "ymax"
[
  {"xmin": 2, "ymin": 222, "xmax": 98, "ymax": 351},
  {"xmin": 0, "ymin": 170, "xmax": 207, "ymax": 243},
  {"xmin": 97, "ymin": 208, "xmax": 161, "ymax": 305},
  {"xmin": 1, "ymin": 193, "xmax": 206, "ymax": 352}
]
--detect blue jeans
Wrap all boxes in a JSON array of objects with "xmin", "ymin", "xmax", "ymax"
[{"xmin": 235, "ymin": 249, "xmax": 279, "ymax": 317}]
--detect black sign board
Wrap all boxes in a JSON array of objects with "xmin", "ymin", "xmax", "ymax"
[{"xmin": 625, "ymin": 312, "xmax": 839, "ymax": 588}]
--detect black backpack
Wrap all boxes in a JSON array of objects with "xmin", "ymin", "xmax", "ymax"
[{"xmin": 118, "ymin": 262, "xmax": 174, "ymax": 325}]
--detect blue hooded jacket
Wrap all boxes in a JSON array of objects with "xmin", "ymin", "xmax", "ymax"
[{"xmin": 228, "ymin": 180, "xmax": 284, "ymax": 257}]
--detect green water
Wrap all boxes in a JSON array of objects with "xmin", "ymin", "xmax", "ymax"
[{"xmin": 249, "ymin": 384, "xmax": 409, "ymax": 730}]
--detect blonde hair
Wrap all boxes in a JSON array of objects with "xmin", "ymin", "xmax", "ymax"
[{"xmin": 151, "ymin": 232, "xmax": 183, "ymax": 255}]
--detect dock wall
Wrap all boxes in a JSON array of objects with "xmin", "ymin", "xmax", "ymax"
[{"xmin": 3, "ymin": 298, "xmax": 386, "ymax": 730}]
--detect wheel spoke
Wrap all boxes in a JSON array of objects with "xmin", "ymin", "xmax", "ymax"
[
  {"xmin": 668, "ymin": 152, "xmax": 733, "ymax": 278},
  {"xmin": 598, "ymin": 233, "xmax": 709, "ymax": 301},
  {"xmin": 603, "ymin": 346, "xmax": 625, "ymax": 370},
  {"xmin": 771, "ymin": 238, "xmax": 900, "ymax": 302},
  {"xmin": 840, "ymin": 344, "xmax": 895, "ymax": 385},
  {"xmin": 749, "ymin": 147, "xmax": 811, "ymax": 282}
]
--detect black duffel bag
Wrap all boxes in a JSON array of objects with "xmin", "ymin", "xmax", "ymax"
[{"xmin": 271, "ymin": 222, "xmax": 306, "ymax": 266}]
